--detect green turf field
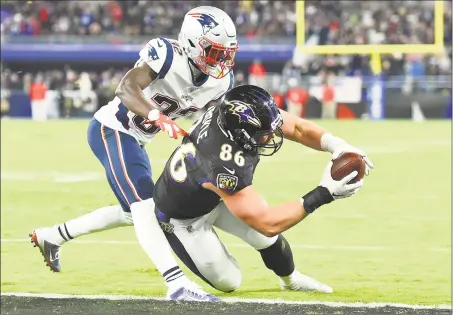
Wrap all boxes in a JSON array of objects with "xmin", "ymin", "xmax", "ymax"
[{"xmin": 1, "ymin": 119, "xmax": 451, "ymax": 306}]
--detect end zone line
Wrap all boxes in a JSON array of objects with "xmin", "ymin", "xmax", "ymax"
[
  {"xmin": 1, "ymin": 238, "xmax": 450, "ymax": 252},
  {"xmin": 1, "ymin": 292, "xmax": 450, "ymax": 310}
]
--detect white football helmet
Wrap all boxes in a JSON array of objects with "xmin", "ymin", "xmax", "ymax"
[{"xmin": 178, "ymin": 6, "xmax": 238, "ymax": 79}]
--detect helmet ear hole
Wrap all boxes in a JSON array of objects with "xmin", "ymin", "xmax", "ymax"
[{"xmin": 188, "ymin": 39, "xmax": 196, "ymax": 48}]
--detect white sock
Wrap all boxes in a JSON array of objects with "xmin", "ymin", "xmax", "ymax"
[
  {"xmin": 280, "ymin": 270, "xmax": 298, "ymax": 283},
  {"xmin": 130, "ymin": 198, "xmax": 188, "ymax": 288},
  {"xmin": 53, "ymin": 205, "xmax": 132, "ymax": 246}
]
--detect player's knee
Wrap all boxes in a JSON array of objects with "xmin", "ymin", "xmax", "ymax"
[
  {"xmin": 203, "ymin": 259, "xmax": 242, "ymax": 293},
  {"xmin": 135, "ymin": 175, "xmax": 154, "ymax": 200},
  {"xmin": 210, "ymin": 266, "xmax": 242, "ymax": 293}
]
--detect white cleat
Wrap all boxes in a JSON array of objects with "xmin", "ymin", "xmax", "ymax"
[{"xmin": 280, "ymin": 270, "xmax": 333, "ymax": 294}]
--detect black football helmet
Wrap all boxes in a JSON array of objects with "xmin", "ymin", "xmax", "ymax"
[{"xmin": 218, "ymin": 84, "xmax": 284, "ymax": 156}]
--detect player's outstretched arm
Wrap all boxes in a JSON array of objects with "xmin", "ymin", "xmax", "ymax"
[
  {"xmin": 115, "ymin": 61, "xmax": 158, "ymax": 119},
  {"xmin": 202, "ymin": 166, "xmax": 362, "ymax": 237},
  {"xmin": 203, "ymin": 182, "xmax": 307, "ymax": 237},
  {"xmin": 279, "ymin": 109, "xmax": 327, "ymax": 151},
  {"xmin": 278, "ymin": 109, "xmax": 374, "ymax": 173}
]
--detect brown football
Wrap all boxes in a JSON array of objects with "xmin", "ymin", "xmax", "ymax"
[{"xmin": 331, "ymin": 152, "xmax": 366, "ymax": 183}]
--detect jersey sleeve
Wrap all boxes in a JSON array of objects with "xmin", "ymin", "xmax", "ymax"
[
  {"xmin": 206, "ymin": 157, "xmax": 254, "ymax": 195},
  {"xmin": 138, "ymin": 37, "xmax": 174, "ymax": 79}
]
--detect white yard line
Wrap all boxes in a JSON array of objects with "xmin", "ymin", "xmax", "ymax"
[
  {"xmin": 1, "ymin": 238, "xmax": 449, "ymax": 252},
  {"xmin": 316, "ymin": 213, "xmax": 448, "ymax": 221},
  {"xmin": 1, "ymin": 171, "xmax": 105, "ymax": 183},
  {"xmin": 1, "ymin": 205, "xmax": 447, "ymax": 221},
  {"xmin": 0, "ymin": 292, "xmax": 450, "ymax": 310}
]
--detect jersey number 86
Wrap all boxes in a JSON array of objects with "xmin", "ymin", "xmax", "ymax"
[{"xmin": 170, "ymin": 143, "xmax": 244, "ymax": 182}]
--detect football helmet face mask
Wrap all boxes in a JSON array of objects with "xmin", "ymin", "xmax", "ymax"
[
  {"xmin": 219, "ymin": 85, "xmax": 284, "ymax": 156},
  {"xmin": 178, "ymin": 6, "xmax": 238, "ymax": 79}
]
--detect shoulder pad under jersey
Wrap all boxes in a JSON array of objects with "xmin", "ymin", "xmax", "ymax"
[{"xmin": 139, "ymin": 37, "xmax": 175, "ymax": 79}]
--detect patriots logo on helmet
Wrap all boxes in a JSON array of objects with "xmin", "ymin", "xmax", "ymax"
[
  {"xmin": 226, "ymin": 100, "xmax": 262, "ymax": 128},
  {"xmin": 188, "ymin": 12, "xmax": 219, "ymax": 35}
]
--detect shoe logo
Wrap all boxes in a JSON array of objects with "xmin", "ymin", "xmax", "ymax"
[
  {"xmin": 187, "ymin": 290, "xmax": 208, "ymax": 301},
  {"xmin": 49, "ymin": 251, "xmax": 60, "ymax": 262},
  {"xmin": 223, "ymin": 166, "xmax": 235, "ymax": 175},
  {"xmin": 157, "ymin": 39, "xmax": 163, "ymax": 48}
]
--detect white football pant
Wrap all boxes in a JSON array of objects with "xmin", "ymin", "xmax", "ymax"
[{"xmin": 164, "ymin": 202, "xmax": 278, "ymax": 292}]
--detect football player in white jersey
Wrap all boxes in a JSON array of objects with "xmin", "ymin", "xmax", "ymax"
[{"xmin": 30, "ymin": 6, "xmax": 236, "ymax": 302}]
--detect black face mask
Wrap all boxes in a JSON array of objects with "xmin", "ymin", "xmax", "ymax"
[
  {"xmin": 253, "ymin": 127, "xmax": 284, "ymax": 156},
  {"xmin": 232, "ymin": 126, "xmax": 284, "ymax": 157}
]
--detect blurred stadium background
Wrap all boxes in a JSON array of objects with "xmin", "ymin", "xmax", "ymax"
[
  {"xmin": 1, "ymin": 0, "xmax": 451, "ymax": 119},
  {"xmin": 1, "ymin": 0, "xmax": 451, "ymax": 312}
]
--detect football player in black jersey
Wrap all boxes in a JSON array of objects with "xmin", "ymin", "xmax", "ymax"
[{"xmin": 153, "ymin": 85, "xmax": 365, "ymax": 294}]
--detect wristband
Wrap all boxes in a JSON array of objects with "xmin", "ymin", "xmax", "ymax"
[
  {"xmin": 301, "ymin": 186, "xmax": 334, "ymax": 214},
  {"xmin": 147, "ymin": 109, "xmax": 160, "ymax": 122},
  {"xmin": 320, "ymin": 133, "xmax": 347, "ymax": 153}
]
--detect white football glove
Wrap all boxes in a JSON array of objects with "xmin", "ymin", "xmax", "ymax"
[
  {"xmin": 319, "ymin": 161, "xmax": 364, "ymax": 200},
  {"xmin": 331, "ymin": 143, "xmax": 374, "ymax": 176}
]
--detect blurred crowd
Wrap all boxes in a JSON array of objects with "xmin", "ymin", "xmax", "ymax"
[
  {"xmin": 299, "ymin": 0, "xmax": 452, "ymax": 77},
  {"xmin": 1, "ymin": 65, "xmax": 130, "ymax": 113},
  {"xmin": 1, "ymin": 0, "xmax": 451, "ymax": 118},
  {"xmin": 0, "ymin": 0, "xmax": 296, "ymax": 38},
  {"xmin": 1, "ymin": 0, "xmax": 451, "ymax": 44},
  {"xmin": 305, "ymin": 1, "xmax": 451, "ymax": 46},
  {"xmin": 1, "ymin": 66, "xmax": 127, "ymax": 93}
]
